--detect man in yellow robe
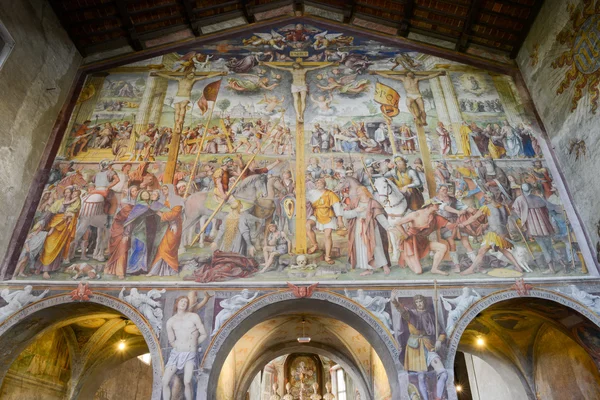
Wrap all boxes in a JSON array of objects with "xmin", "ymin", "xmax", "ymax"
[
  {"xmin": 306, "ymin": 178, "xmax": 344, "ymax": 264},
  {"xmin": 38, "ymin": 187, "xmax": 81, "ymax": 279},
  {"xmin": 459, "ymin": 121, "xmax": 472, "ymax": 156}
]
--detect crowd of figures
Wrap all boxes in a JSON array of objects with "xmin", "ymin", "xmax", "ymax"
[
  {"xmin": 302, "ymin": 154, "xmax": 577, "ymax": 277},
  {"xmin": 435, "ymin": 119, "xmax": 541, "ymax": 158},
  {"xmin": 459, "ymin": 98, "xmax": 504, "ymax": 113},
  {"xmin": 66, "ymin": 114, "xmax": 294, "ymax": 162},
  {"xmin": 15, "ymin": 147, "xmax": 578, "ymax": 281},
  {"xmin": 309, "ymin": 121, "xmax": 419, "ymax": 155}
]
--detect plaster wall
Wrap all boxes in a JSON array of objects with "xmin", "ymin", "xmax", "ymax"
[
  {"xmin": 464, "ymin": 353, "xmax": 526, "ymax": 400},
  {"xmin": 534, "ymin": 326, "xmax": 600, "ymax": 400},
  {"xmin": 516, "ymin": 0, "xmax": 600, "ymax": 256},
  {"xmin": 0, "ymin": 0, "xmax": 81, "ymax": 261},
  {"xmin": 93, "ymin": 357, "xmax": 153, "ymax": 400}
]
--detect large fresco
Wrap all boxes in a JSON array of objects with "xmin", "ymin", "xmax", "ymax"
[{"xmin": 14, "ymin": 22, "xmax": 589, "ymax": 282}]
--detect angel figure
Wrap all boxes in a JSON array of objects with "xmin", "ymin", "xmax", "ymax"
[
  {"xmin": 313, "ymin": 31, "xmax": 353, "ymax": 50},
  {"xmin": 390, "ymin": 53, "xmax": 421, "ymax": 71},
  {"xmin": 568, "ymin": 138, "xmax": 587, "ymax": 161},
  {"xmin": 119, "ymin": 287, "xmax": 167, "ymax": 335},
  {"xmin": 173, "ymin": 52, "xmax": 212, "ymax": 73},
  {"xmin": 310, "ymin": 93, "xmax": 334, "ymax": 115},
  {"xmin": 243, "ymin": 30, "xmax": 286, "ymax": 50},
  {"xmin": 317, "ymin": 74, "xmax": 370, "ymax": 95},
  {"xmin": 287, "ymin": 282, "xmax": 319, "ymax": 298},
  {"xmin": 226, "ymin": 74, "xmax": 279, "ymax": 92},
  {"xmin": 0, "ymin": 286, "xmax": 49, "ymax": 323},
  {"xmin": 259, "ymin": 94, "xmax": 285, "ymax": 114},
  {"xmin": 441, "ymin": 287, "xmax": 481, "ymax": 335}
]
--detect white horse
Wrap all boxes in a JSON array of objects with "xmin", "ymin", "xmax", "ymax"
[{"xmin": 373, "ymin": 177, "xmax": 409, "ymax": 260}]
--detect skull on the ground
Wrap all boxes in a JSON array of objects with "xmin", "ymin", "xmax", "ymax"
[{"xmin": 296, "ymin": 255, "xmax": 308, "ymax": 268}]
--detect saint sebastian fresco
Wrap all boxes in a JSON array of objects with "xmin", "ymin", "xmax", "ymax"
[{"xmin": 15, "ymin": 22, "xmax": 587, "ymax": 283}]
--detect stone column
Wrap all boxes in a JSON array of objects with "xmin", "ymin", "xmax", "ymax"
[
  {"xmin": 148, "ymin": 77, "xmax": 169, "ymax": 126},
  {"xmin": 439, "ymin": 74, "xmax": 464, "ymax": 154},
  {"xmin": 129, "ymin": 67, "xmax": 163, "ymax": 155},
  {"xmin": 491, "ymin": 74, "xmax": 522, "ymax": 126},
  {"xmin": 59, "ymin": 72, "xmax": 109, "ymax": 157},
  {"xmin": 430, "ymin": 77, "xmax": 451, "ymax": 125}
]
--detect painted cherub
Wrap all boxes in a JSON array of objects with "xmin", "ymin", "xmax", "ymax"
[
  {"xmin": 310, "ymin": 93, "xmax": 334, "ymax": 114},
  {"xmin": 259, "ymin": 93, "xmax": 285, "ymax": 114}
]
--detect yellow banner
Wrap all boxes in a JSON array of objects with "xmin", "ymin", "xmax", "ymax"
[{"xmin": 374, "ymin": 81, "xmax": 400, "ymax": 118}]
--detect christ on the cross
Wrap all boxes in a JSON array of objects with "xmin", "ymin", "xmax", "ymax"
[
  {"xmin": 260, "ymin": 61, "xmax": 335, "ymax": 122},
  {"xmin": 371, "ymin": 70, "xmax": 445, "ymax": 126},
  {"xmin": 153, "ymin": 71, "xmax": 227, "ymax": 130}
]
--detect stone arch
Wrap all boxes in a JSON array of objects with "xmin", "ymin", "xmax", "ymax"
[
  {"xmin": 0, "ymin": 292, "xmax": 163, "ymax": 400},
  {"xmin": 199, "ymin": 290, "xmax": 403, "ymax": 400},
  {"xmin": 235, "ymin": 342, "xmax": 371, "ymax": 400},
  {"xmin": 445, "ymin": 287, "xmax": 600, "ymax": 369}
]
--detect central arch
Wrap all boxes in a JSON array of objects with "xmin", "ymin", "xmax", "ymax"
[
  {"xmin": 0, "ymin": 292, "xmax": 164, "ymax": 400},
  {"xmin": 235, "ymin": 342, "xmax": 371, "ymax": 400},
  {"xmin": 199, "ymin": 290, "xmax": 403, "ymax": 400}
]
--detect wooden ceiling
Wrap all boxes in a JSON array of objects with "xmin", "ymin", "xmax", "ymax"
[{"xmin": 48, "ymin": 0, "xmax": 545, "ymax": 61}]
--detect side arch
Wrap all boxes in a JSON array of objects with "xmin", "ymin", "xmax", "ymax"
[
  {"xmin": 199, "ymin": 290, "xmax": 404, "ymax": 400},
  {"xmin": 0, "ymin": 292, "xmax": 164, "ymax": 400},
  {"xmin": 445, "ymin": 288, "xmax": 600, "ymax": 369}
]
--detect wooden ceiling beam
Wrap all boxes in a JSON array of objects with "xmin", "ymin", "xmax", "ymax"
[
  {"xmin": 456, "ymin": 0, "xmax": 481, "ymax": 52},
  {"xmin": 356, "ymin": 2, "xmax": 404, "ymax": 17},
  {"xmin": 127, "ymin": 1, "xmax": 179, "ymax": 15},
  {"xmin": 115, "ymin": 1, "xmax": 145, "ymax": 51},
  {"xmin": 474, "ymin": 20, "xmax": 522, "ymax": 35},
  {"xmin": 490, "ymin": 0, "xmax": 535, "ymax": 10},
  {"xmin": 48, "ymin": 0, "xmax": 90, "ymax": 56},
  {"xmin": 343, "ymin": 0, "xmax": 357, "ymax": 23},
  {"xmin": 415, "ymin": 4, "xmax": 468, "ymax": 21},
  {"xmin": 182, "ymin": 0, "xmax": 202, "ymax": 36},
  {"xmin": 293, "ymin": 0, "xmax": 304, "ymax": 14},
  {"xmin": 398, "ymin": 0, "xmax": 415, "ymax": 37},
  {"xmin": 479, "ymin": 8, "xmax": 528, "ymax": 21},
  {"xmin": 240, "ymin": 0, "xmax": 255, "ymax": 23},
  {"xmin": 133, "ymin": 15, "xmax": 184, "ymax": 29},
  {"xmin": 411, "ymin": 16, "xmax": 464, "ymax": 33},
  {"xmin": 195, "ymin": 10, "xmax": 245, "ymax": 26},
  {"xmin": 509, "ymin": 0, "xmax": 544, "ymax": 58},
  {"xmin": 195, "ymin": 1, "xmax": 241, "ymax": 13}
]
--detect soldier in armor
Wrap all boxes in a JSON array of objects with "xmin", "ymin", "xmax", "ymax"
[
  {"xmin": 212, "ymin": 157, "xmax": 235, "ymax": 202},
  {"xmin": 476, "ymin": 157, "xmax": 512, "ymax": 204},
  {"xmin": 433, "ymin": 185, "xmax": 478, "ymax": 271},
  {"xmin": 92, "ymin": 160, "xmax": 120, "ymax": 226},
  {"xmin": 384, "ymin": 155, "xmax": 424, "ymax": 210},
  {"xmin": 458, "ymin": 191, "xmax": 523, "ymax": 275},
  {"xmin": 434, "ymin": 160, "xmax": 451, "ymax": 191}
]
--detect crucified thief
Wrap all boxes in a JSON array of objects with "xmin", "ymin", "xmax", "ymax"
[{"xmin": 371, "ymin": 70, "xmax": 445, "ymax": 126}]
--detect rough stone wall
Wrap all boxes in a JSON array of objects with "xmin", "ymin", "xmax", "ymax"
[
  {"xmin": 516, "ymin": 0, "xmax": 600, "ymax": 258},
  {"xmin": 0, "ymin": 0, "xmax": 81, "ymax": 261}
]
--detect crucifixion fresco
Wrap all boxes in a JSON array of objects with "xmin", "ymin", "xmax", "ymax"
[{"xmin": 14, "ymin": 22, "xmax": 589, "ymax": 283}]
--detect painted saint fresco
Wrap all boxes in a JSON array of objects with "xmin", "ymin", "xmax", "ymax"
[{"xmin": 15, "ymin": 22, "xmax": 588, "ymax": 282}]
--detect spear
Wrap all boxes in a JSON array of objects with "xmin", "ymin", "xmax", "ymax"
[
  {"xmin": 189, "ymin": 109, "xmax": 286, "ymax": 246},
  {"xmin": 184, "ymin": 80, "xmax": 222, "ymax": 199},
  {"xmin": 434, "ymin": 280, "xmax": 439, "ymax": 341}
]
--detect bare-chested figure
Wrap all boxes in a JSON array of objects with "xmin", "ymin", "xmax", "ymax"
[
  {"xmin": 162, "ymin": 296, "xmax": 208, "ymax": 400},
  {"xmin": 260, "ymin": 61, "xmax": 335, "ymax": 122},
  {"xmin": 372, "ymin": 70, "xmax": 444, "ymax": 126},
  {"xmin": 153, "ymin": 71, "xmax": 226, "ymax": 131}
]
